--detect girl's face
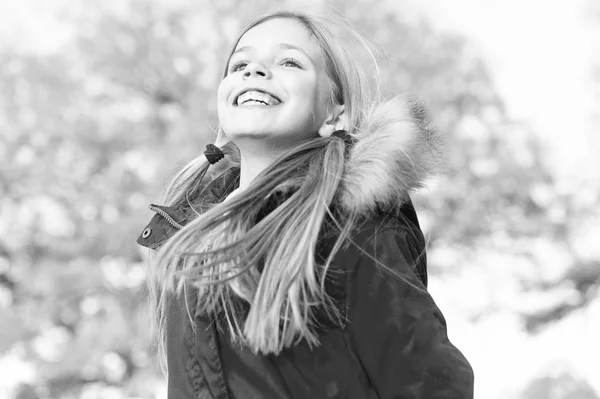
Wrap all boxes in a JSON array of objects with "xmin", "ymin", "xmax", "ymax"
[{"xmin": 217, "ymin": 18, "xmax": 333, "ymax": 149}]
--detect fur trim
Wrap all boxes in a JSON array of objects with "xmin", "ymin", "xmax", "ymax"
[{"xmin": 339, "ymin": 96, "xmax": 443, "ymax": 215}]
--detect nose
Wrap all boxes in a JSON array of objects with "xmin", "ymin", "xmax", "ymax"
[{"xmin": 243, "ymin": 62, "xmax": 271, "ymax": 79}]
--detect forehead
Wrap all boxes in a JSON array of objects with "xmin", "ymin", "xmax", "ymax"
[{"xmin": 235, "ymin": 18, "xmax": 324, "ymax": 64}]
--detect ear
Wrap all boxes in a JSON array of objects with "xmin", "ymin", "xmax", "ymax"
[{"xmin": 317, "ymin": 104, "xmax": 346, "ymax": 138}]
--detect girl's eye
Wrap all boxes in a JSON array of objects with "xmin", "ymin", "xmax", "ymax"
[
  {"xmin": 280, "ymin": 58, "xmax": 301, "ymax": 68},
  {"xmin": 229, "ymin": 61, "xmax": 248, "ymax": 73}
]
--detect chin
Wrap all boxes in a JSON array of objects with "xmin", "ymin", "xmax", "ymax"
[{"xmin": 224, "ymin": 128, "xmax": 276, "ymax": 140}]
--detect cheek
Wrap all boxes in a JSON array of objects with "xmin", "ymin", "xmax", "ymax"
[
  {"xmin": 216, "ymin": 78, "xmax": 234, "ymax": 130},
  {"xmin": 318, "ymin": 76, "xmax": 334, "ymax": 106},
  {"xmin": 310, "ymin": 77, "xmax": 334, "ymax": 122},
  {"xmin": 291, "ymin": 75, "xmax": 323, "ymax": 110},
  {"xmin": 217, "ymin": 77, "xmax": 233, "ymax": 106}
]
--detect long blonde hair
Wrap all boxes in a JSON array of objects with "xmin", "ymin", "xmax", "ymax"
[{"xmin": 148, "ymin": 11, "xmax": 379, "ymax": 368}]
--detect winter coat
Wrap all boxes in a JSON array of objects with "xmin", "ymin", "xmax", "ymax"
[{"xmin": 136, "ymin": 98, "xmax": 474, "ymax": 398}]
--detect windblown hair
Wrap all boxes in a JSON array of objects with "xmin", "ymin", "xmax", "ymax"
[{"xmin": 148, "ymin": 11, "xmax": 381, "ymax": 370}]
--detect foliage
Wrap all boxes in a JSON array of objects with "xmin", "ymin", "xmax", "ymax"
[{"xmin": 522, "ymin": 372, "xmax": 599, "ymax": 399}]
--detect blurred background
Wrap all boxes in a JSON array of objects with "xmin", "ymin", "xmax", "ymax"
[{"xmin": 0, "ymin": 0, "xmax": 598, "ymax": 398}]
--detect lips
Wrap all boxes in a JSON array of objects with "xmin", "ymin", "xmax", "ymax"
[{"xmin": 234, "ymin": 89, "xmax": 281, "ymax": 106}]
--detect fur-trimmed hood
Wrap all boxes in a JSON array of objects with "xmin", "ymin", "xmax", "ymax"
[{"xmin": 338, "ymin": 96, "xmax": 442, "ymax": 216}]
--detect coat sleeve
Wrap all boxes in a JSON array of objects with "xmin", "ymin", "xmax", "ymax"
[{"xmin": 345, "ymin": 227, "xmax": 474, "ymax": 399}]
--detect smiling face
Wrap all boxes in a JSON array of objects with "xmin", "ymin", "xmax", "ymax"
[{"xmin": 217, "ymin": 18, "xmax": 334, "ymax": 150}]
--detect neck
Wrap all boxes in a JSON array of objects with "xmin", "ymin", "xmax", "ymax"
[{"xmin": 237, "ymin": 149, "xmax": 281, "ymax": 191}]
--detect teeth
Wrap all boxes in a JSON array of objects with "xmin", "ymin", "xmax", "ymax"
[{"xmin": 236, "ymin": 90, "xmax": 280, "ymax": 106}]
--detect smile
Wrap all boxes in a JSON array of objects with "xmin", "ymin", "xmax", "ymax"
[{"xmin": 235, "ymin": 90, "xmax": 281, "ymax": 106}]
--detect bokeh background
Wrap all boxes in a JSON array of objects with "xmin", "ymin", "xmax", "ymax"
[{"xmin": 1, "ymin": 0, "xmax": 599, "ymax": 398}]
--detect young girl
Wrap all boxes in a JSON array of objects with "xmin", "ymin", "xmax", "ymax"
[{"xmin": 137, "ymin": 11, "xmax": 474, "ymax": 399}]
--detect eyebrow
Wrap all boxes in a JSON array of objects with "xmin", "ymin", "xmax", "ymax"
[{"xmin": 231, "ymin": 43, "xmax": 314, "ymax": 63}]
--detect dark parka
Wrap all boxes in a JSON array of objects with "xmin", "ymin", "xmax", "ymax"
[{"xmin": 136, "ymin": 98, "xmax": 474, "ymax": 399}]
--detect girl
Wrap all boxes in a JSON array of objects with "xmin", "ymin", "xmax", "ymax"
[{"xmin": 137, "ymin": 11, "xmax": 474, "ymax": 399}]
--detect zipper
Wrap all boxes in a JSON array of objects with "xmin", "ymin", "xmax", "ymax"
[{"xmin": 149, "ymin": 204, "xmax": 184, "ymax": 230}]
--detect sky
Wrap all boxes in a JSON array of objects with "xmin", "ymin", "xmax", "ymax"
[{"xmin": 409, "ymin": 0, "xmax": 598, "ymax": 183}]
